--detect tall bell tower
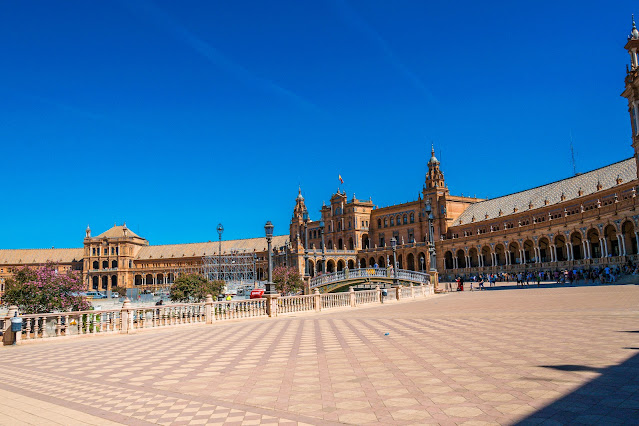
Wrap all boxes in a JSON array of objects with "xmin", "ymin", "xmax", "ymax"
[{"xmin": 621, "ymin": 15, "xmax": 639, "ymax": 177}]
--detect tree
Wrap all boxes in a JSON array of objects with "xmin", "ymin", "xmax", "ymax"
[
  {"xmin": 111, "ymin": 285, "xmax": 127, "ymax": 298},
  {"xmin": 2, "ymin": 263, "xmax": 91, "ymax": 314},
  {"xmin": 272, "ymin": 266, "xmax": 303, "ymax": 295},
  {"xmin": 169, "ymin": 273, "xmax": 224, "ymax": 302}
]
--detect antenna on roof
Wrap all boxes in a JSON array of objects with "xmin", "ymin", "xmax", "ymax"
[{"xmin": 570, "ymin": 130, "xmax": 577, "ymax": 176}]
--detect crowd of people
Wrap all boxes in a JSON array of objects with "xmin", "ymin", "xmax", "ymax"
[{"xmin": 443, "ymin": 262, "xmax": 639, "ymax": 291}]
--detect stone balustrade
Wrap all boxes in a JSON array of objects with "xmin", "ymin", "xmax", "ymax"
[
  {"xmin": 310, "ymin": 267, "xmax": 430, "ymax": 288},
  {"xmin": 2, "ymin": 283, "xmax": 433, "ymax": 345}
]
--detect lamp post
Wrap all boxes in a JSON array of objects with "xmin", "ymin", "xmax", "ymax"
[
  {"xmin": 303, "ymin": 211, "xmax": 309, "ymax": 277},
  {"xmin": 391, "ymin": 237, "xmax": 398, "ymax": 285},
  {"xmin": 264, "ymin": 221, "xmax": 275, "ymax": 294},
  {"xmin": 253, "ymin": 253, "xmax": 257, "ymax": 288},
  {"xmin": 319, "ymin": 219, "xmax": 326, "ymax": 274},
  {"xmin": 424, "ymin": 200, "xmax": 437, "ymax": 272},
  {"xmin": 216, "ymin": 223, "xmax": 224, "ymax": 281}
]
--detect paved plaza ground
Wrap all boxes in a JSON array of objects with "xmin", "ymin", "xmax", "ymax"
[{"xmin": 1, "ymin": 282, "xmax": 638, "ymax": 425}]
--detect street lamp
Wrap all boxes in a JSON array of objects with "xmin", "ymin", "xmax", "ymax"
[
  {"xmin": 253, "ymin": 253, "xmax": 257, "ymax": 288},
  {"xmin": 424, "ymin": 200, "xmax": 437, "ymax": 272},
  {"xmin": 319, "ymin": 219, "xmax": 326, "ymax": 274},
  {"xmin": 391, "ymin": 237, "xmax": 398, "ymax": 285},
  {"xmin": 217, "ymin": 223, "xmax": 224, "ymax": 281},
  {"xmin": 264, "ymin": 221, "xmax": 275, "ymax": 294},
  {"xmin": 303, "ymin": 211, "xmax": 310, "ymax": 277}
]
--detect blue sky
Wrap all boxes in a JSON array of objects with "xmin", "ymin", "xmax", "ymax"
[{"xmin": 0, "ymin": 1, "xmax": 636, "ymax": 248}]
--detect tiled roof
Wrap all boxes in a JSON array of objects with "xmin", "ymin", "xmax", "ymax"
[
  {"xmin": 95, "ymin": 226, "xmax": 142, "ymax": 239},
  {"xmin": 455, "ymin": 158, "xmax": 637, "ymax": 225},
  {"xmin": 0, "ymin": 248, "xmax": 84, "ymax": 265},
  {"xmin": 136, "ymin": 235, "xmax": 290, "ymax": 259}
]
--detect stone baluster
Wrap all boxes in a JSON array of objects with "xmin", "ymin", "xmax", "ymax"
[
  {"xmin": 205, "ymin": 294, "xmax": 213, "ymax": 324},
  {"xmin": 314, "ymin": 289, "xmax": 322, "ymax": 311},
  {"xmin": 349, "ymin": 287, "xmax": 356, "ymax": 307}
]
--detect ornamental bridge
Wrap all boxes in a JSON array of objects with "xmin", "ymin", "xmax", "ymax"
[{"xmin": 309, "ymin": 267, "xmax": 431, "ymax": 293}]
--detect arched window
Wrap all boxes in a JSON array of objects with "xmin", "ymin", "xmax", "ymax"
[
  {"xmin": 396, "ymin": 215, "xmax": 401, "ymax": 226},
  {"xmin": 92, "ymin": 261, "xmax": 99, "ymax": 269},
  {"xmin": 102, "ymin": 260, "xmax": 108, "ymax": 269},
  {"xmin": 410, "ymin": 213, "xmax": 414, "ymax": 223},
  {"xmin": 337, "ymin": 222, "xmax": 341, "ymax": 231},
  {"xmin": 384, "ymin": 218, "xmax": 388, "ymax": 227},
  {"xmin": 377, "ymin": 219, "xmax": 382, "ymax": 228},
  {"xmin": 403, "ymin": 214, "xmax": 408, "ymax": 224},
  {"xmin": 390, "ymin": 217, "xmax": 394, "ymax": 226},
  {"xmin": 111, "ymin": 260, "xmax": 118, "ymax": 268}
]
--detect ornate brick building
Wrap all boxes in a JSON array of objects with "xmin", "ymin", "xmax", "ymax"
[{"xmin": 2, "ymin": 21, "xmax": 639, "ymax": 295}]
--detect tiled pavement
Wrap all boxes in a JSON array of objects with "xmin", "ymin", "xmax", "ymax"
[{"xmin": 1, "ymin": 283, "xmax": 638, "ymax": 425}]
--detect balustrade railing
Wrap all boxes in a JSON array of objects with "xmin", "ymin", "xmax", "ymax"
[
  {"xmin": 310, "ymin": 268, "xmax": 430, "ymax": 288},
  {"xmin": 3, "ymin": 283, "xmax": 434, "ymax": 345},
  {"xmin": 278, "ymin": 295, "xmax": 314, "ymax": 314},
  {"xmin": 321, "ymin": 292, "xmax": 350, "ymax": 309}
]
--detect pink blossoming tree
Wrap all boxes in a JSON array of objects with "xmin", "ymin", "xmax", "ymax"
[
  {"xmin": 2, "ymin": 263, "xmax": 91, "ymax": 314},
  {"xmin": 272, "ymin": 266, "xmax": 303, "ymax": 295}
]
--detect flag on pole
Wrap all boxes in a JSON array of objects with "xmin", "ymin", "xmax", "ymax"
[{"xmin": 338, "ymin": 174, "xmax": 344, "ymax": 184}]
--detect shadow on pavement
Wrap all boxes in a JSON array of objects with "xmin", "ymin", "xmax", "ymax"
[
  {"xmin": 515, "ymin": 352, "xmax": 639, "ymax": 424},
  {"xmin": 441, "ymin": 281, "xmax": 639, "ymax": 293}
]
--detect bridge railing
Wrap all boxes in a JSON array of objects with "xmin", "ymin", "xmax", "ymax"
[
  {"xmin": 2, "ymin": 283, "xmax": 434, "ymax": 346},
  {"xmin": 310, "ymin": 268, "xmax": 430, "ymax": 288}
]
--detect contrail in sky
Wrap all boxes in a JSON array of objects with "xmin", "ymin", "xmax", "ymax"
[
  {"xmin": 332, "ymin": 0, "xmax": 437, "ymax": 105},
  {"xmin": 123, "ymin": 0, "xmax": 318, "ymax": 111}
]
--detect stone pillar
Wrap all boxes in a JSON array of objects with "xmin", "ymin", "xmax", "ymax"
[
  {"xmin": 303, "ymin": 276, "xmax": 311, "ymax": 295},
  {"xmin": 265, "ymin": 294, "xmax": 279, "ymax": 317},
  {"xmin": 395, "ymin": 285, "xmax": 401, "ymax": 301},
  {"xmin": 410, "ymin": 282, "xmax": 415, "ymax": 298},
  {"xmin": 618, "ymin": 234, "xmax": 627, "ymax": 256},
  {"xmin": 635, "ymin": 232, "xmax": 639, "ymax": 255},
  {"xmin": 205, "ymin": 294, "xmax": 213, "ymax": 324},
  {"xmin": 121, "ymin": 299, "xmax": 131, "ymax": 334},
  {"xmin": 375, "ymin": 285, "xmax": 381, "ymax": 303},
  {"xmin": 2, "ymin": 305, "xmax": 18, "ymax": 346},
  {"xmin": 603, "ymin": 238, "xmax": 609, "ymax": 257},
  {"xmin": 314, "ymin": 289, "xmax": 321, "ymax": 312},
  {"xmin": 349, "ymin": 287, "xmax": 356, "ymax": 307}
]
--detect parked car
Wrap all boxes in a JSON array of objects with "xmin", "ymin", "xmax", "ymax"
[
  {"xmin": 85, "ymin": 291, "xmax": 107, "ymax": 299},
  {"xmin": 110, "ymin": 292, "xmax": 120, "ymax": 298}
]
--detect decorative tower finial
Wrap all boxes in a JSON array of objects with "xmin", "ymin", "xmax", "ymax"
[
  {"xmin": 632, "ymin": 14, "xmax": 639, "ymax": 40},
  {"xmin": 85, "ymin": 224, "xmax": 91, "ymax": 238}
]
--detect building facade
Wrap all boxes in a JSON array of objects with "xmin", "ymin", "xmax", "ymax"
[{"xmin": 2, "ymin": 21, "xmax": 639, "ymax": 295}]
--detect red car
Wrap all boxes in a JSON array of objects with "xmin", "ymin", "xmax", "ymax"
[{"xmin": 249, "ymin": 289, "xmax": 265, "ymax": 299}]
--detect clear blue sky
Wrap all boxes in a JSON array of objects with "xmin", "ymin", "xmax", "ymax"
[{"xmin": 0, "ymin": 1, "xmax": 637, "ymax": 249}]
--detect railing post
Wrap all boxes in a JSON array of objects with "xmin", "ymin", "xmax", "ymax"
[
  {"xmin": 395, "ymin": 285, "xmax": 401, "ymax": 301},
  {"xmin": 375, "ymin": 285, "xmax": 381, "ymax": 303},
  {"xmin": 120, "ymin": 299, "xmax": 131, "ymax": 334},
  {"xmin": 410, "ymin": 282, "xmax": 415, "ymax": 298},
  {"xmin": 314, "ymin": 289, "xmax": 321, "ymax": 312},
  {"xmin": 205, "ymin": 294, "xmax": 213, "ymax": 324},
  {"xmin": 3, "ymin": 305, "xmax": 18, "ymax": 346},
  {"xmin": 386, "ymin": 267, "xmax": 392, "ymax": 278},
  {"xmin": 345, "ymin": 268, "xmax": 349, "ymax": 280},
  {"xmin": 349, "ymin": 286, "xmax": 356, "ymax": 307},
  {"xmin": 265, "ymin": 294, "xmax": 279, "ymax": 317}
]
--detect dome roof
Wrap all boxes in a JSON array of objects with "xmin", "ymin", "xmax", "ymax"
[
  {"xmin": 632, "ymin": 15, "xmax": 639, "ymax": 40},
  {"xmin": 428, "ymin": 145, "xmax": 439, "ymax": 166},
  {"xmin": 296, "ymin": 187, "xmax": 304, "ymax": 201}
]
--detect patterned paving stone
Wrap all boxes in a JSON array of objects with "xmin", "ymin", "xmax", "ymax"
[{"xmin": 1, "ymin": 283, "xmax": 639, "ymax": 424}]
